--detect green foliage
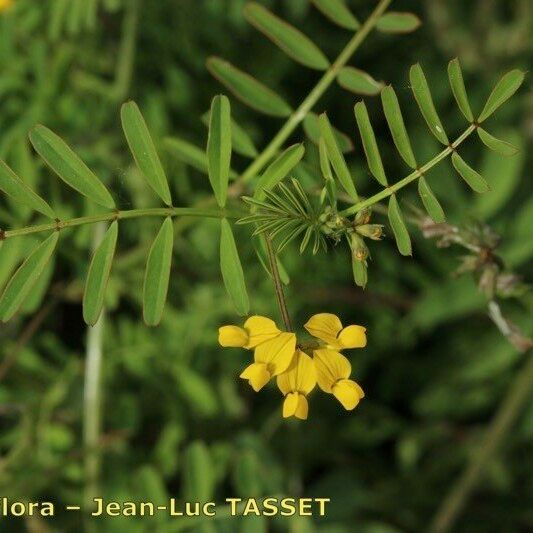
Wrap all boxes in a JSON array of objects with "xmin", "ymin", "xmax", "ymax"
[{"xmin": 0, "ymin": 1, "xmax": 530, "ymax": 531}]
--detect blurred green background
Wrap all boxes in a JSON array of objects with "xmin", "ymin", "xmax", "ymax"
[{"xmin": 0, "ymin": 0, "xmax": 531, "ymax": 531}]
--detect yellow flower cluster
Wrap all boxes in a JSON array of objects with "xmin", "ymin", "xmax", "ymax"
[{"xmin": 219, "ymin": 313, "xmax": 366, "ymax": 420}]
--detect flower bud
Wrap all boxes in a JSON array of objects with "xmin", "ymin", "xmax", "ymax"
[
  {"xmin": 356, "ymin": 224, "xmax": 383, "ymax": 240},
  {"xmin": 354, "ymin": 209, "xmax": 371, "ymax": 226},
  {"xmin": 349, "ymin": 234, "xmax": 369, "ymax": 262}
]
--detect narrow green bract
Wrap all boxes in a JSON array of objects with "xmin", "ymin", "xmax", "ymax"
[
  {"xmin": 409, "ymin": 64, "xmax": 449, "ymax": 145},
  {"xmin": 310, "ymin": 0, "xmax": 360, "ymax": 30},
  {"xmin": 207, "ymin": 95, "xmax": 232, "ymax": 207},
  {"xmin": 0, "ymin": 160, "xmax": 56, "ymax": 219},
  {"xmin": 254, "ymin": 144, "xmax": 304, "ymax": 199},
  {"xmin": 381, "ymin": 85, "xmax": 417, "ymax": 168},
  {"xmin": 0, "ymin": 232, "xmax": 59, "ymax": 322},
  {"xmin": 354, "ymin": 101, "xmax": 387, "ymax": 185},
  {"xmin": 244, "ymin": 3, "xmax": 329, "ymax": 71},
  {"xmin": 143, "ymin": 217, "xmax": 174, "ymax": 326},
  {"xmin": 121, "ymin": 101, "xmax": 172, "ymax": 206},
  {"xmin": 418, "ymin": 176, "xmax": 445, "ymax": 223},
  {"xmin": 452, "ymin": 152, "xmax": 489, "ymax": 193},
  {"xmin": 83, "ymin": 221, "xmax": 118, "ymax": 326},
  {"xmin": 447, "ymin": 58, "xmax": 474, "ymax": 122},
  {"xmin": 478, "ymin": 69, "xmax": 525, "ymax": 123},
  {"xmin": 318, "ymin": 113, "xmax": 358, "ymax": 200},
  {"xmin": 207, "ymin": 57, "xmax": 292, "ymax": 117},
  {"xmin": 29, "ymin": 125, "xmax": 115, "ymax": 209},
  {"xmin": 388, "ymin": 195, "xmax": 412, "ymax": 256},
  {"xmin": 220, "ymin": 218, "xmax": 249, "ymax": 316}
]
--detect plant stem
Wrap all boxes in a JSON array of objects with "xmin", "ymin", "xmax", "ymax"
[
  {"xmin": 239, "ymin": 0, "xmax": 393, "ymax": 184},
  {"xmin": 429, "ymin": 353, "xmax": 533, "ymax": 533},
  {"xmin": 2, "ymin": 206, "xmax": 241, "ymax": 240},
  {"xmin": 264, "ymin": 235, "xmax": 292, "ymax": 331},
  {"xmin": 83, "ymin": 223, "xmax": 106, "ymax": 521},
  {"xmin": 339, "ymin": 124, "xmax": 476, "ymax": 217}
]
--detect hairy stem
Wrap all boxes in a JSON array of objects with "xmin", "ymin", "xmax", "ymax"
[
  {"xmin": 339, "ymin": 125, "xmax": 476, "ymax": 217},
  {"xmin": 429, "ymin": 353, "xmax": 533, "ymax": 533},
  {"xmin": 2, "ymin": 207, "xmax": 242, "ymax": 240},
  {"xmin": 264, "ymin": 235, "xmax": 293, "ymax": 332},
  {"xmin": 239, "ymin": 0, "xmax": 393, "ymax": 184}
]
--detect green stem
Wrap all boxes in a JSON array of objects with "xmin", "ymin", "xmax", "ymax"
[
  {"xmin": 339, "ymin": 125, "xmax": 476, "ymax": 217},
  {"xmin": 2, "ymin": 207, "xmax": 241, "ymax": 240},
  {"xmin": 429, "ymin": 353, "xmax": 533, "ymax": 533},
  {"xmin": 83, "ymin": 224, "xmax": 106, "ymax": 523},
  {"xmin": 239, "ymin": 0, "xmax": 393, "ymax": 184},
  {"xmin": 264, "ymin": 234, "xmax": 293, "ymax": 332}
]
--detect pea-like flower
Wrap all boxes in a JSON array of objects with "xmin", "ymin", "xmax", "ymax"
[
  {"xmin": 277, "ymin": 350, "xmax": 316, "ymax": 420},
  {"xmin": 304, "ymin": 313, "xmax": 367, "ymax": 351},
  {"xmin": 313, "ymin": 348, "xmax": 365, "ymax": 410},
  {"xmin": 219, "ymin": 312, "xmax": 366, "ymax": 419}
]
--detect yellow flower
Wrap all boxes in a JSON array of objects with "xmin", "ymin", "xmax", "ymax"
[
  {"xmin": 218, "ymin": 315, "xmax": 281, "ymax": 349},
  {"xmin": 304, "ymin": 313, "xmax": 366, "ymax": 350},
  {"xmin": 277, "ymin": 350, "xmax": 316, "ymax": 420},
  {"xmin": 0, "ymin": 0, "xmax": 13, "ymax": 12},
  {"xmin": 239, "ymin": 332, "xmax": 296, "ymax": 392},
  {"xmin": 313, "ymin": 348, "xmax": 364, "ymax": 410}
]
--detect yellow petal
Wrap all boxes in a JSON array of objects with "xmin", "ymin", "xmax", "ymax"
[
  {"xmin": 244, "ymin": 315, "xmax": 281, "ymax": 348},
  {"xmin": 282, "ymin": 392, "xmax": 309, "ymax": 420},
  {"xmin": 277, "ymin": 350, "xmax": 316, "ymax": 396},
  {"xmin": 338, "ymin": 325, "xmax": 367, "ymax": 349},
  {"xmin": 240, "ymin": 363, "xmax": 271, "ymax": 392},
  {"xmin": 254, "ymin": 332, "xmax": 296, "ymax": 376},
  {"xmin": 219, "ymin": 325, "xmax": 249, "ymax": 347},
  {"xmin": 304, "ymin": 313, "xmax": 342, "ymax": 345},
  {"xmin": 282, "ymin": 392, "xmax": 299, "ymax": 418},
  {"xmin": 313, "ymin": 349, "xmax": 352, "ymax": 392},
  {"xmin": 295, "ymin": 394, "xmax": 309, "ymax": 420},
  {"xmin": 332, "ymin": 379, "xmax": 364, "ymax": 410}
]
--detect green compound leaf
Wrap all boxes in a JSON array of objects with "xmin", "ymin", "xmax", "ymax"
[
  {"xmin": 29, "ymin": 125, "xmax": 115, "ymax": 209},
  {"xmin": 451, "ymin": 152, "xmax": 490, "ymax": 193},
  {"xmin": 377, "ymin": 12, "xmax": 421, "ymax": 34},
  {"xmin": 220, "ymin": 219, "xmax": 249, "ymax": 316},
  {"xmin": 207, "ymin": 95, "xmax": 232, "ymax": 207},
  {"xmin": 121, "ymin": 101, "xmax": 172, "ymax": 206},
  {"xmin": 478, "ymin": 69, "xmax": 525, "ymax": 123},
  {"xmin": 310, "ymin": 0, "xmax": 360, "ymax": 30},
  {"xmin": 254, "ymin": 144, "xmax": 305, "ymax": 199},
  {"xmin": 318, "ymin": 113, "xmax": 358, "ymax": 200},
  {"xmin": 381, "ymin": 85, "xmax": 417, "ymax": 169},
  {"xmin": 303, "ymin": 112, "xmax": 353, "ymax": 153},
  {"xmin": 337, "ymin": 67, "xmax": 384, "ymax": 96},
  {"xmin": 447, "ymin": 58, "xmax": 474, "ymax": 122},
  {"xmin": 164, "ymin": 137, "xmax": 208, "ymax": 174},
  {"xmin": 0, "ymin": 160, "xmax": 56, "ymax": 219},
  {"xmin": 418, "ymin": 176, "xmax": 445, "ymax": 223},
  {"xmin": 207, "ymin": 57, "xmax": 292, "ymax": 117},
  {"xmin": 477, "ymin": 128, "xmax": 519, "ymax": 157},
  {"xmin": 354, "ymin": 101, "xmax": 387, "ymax": 186},
  {"xmin": 0, "ymin": 232, "xmax": 59, "ymax": 322},
  {"xmin": 143, "ymin": 217, "xmax": 174, "ymax": 326},
  {"xmin": 244, "ymin": 3, "xmax": 329, "ymax": 71},
  {"xmin": 388, "ymin": 195, "xmax": 412, "ymax": 256},
  {"xmin": 83, "ymin": 221, "xmax": 118, "ymax": 326},
  {"xmin": 409, "ymin": 64, "xmax": 449, "ymax": 145}
]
